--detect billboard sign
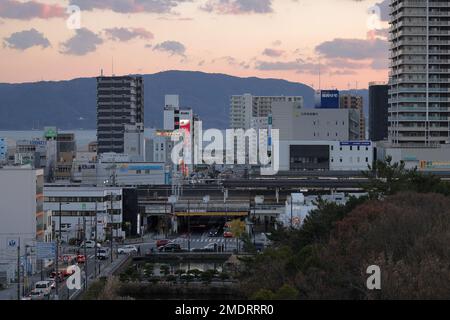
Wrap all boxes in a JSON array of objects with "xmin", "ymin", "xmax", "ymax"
[{"xmin": 316, "ymin": 90, "xmax": 339, "ymax": 109}]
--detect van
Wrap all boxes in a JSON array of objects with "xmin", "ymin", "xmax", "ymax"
[
  {"xmin": 34, "ymin": 281, "xmax": 52, "ymax": 296},
  {"xmin": 97, "ymin": 247, "xmax": 110, "ymax": 260}
]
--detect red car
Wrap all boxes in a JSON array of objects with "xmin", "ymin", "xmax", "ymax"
[
  {"xmin": 156, "ymin": 239, "xmax": 170, "ymax": 248},
  {"xmin": 223, "ymin": 231, "xmax": 233, "ymax": 238},
  {"xmin": 77, "ymin": 255, "xmax": 86, "ymax": 264}
]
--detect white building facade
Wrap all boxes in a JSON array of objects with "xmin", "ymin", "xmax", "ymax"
[{"xmin": 44, "ymin": 187, "xmax": 125, "ymax": 242}]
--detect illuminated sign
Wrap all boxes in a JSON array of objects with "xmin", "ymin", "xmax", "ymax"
[{"xmin": 44, "ymin": 127, "xmax": 58, "ymax": 139}]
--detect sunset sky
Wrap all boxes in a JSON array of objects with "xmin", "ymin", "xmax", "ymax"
[{"xmin": 0, "ymin": 0, "xmax": 390, "ymax": 89}]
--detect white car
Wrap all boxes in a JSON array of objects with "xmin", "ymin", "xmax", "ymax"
[
  {"xmin": 34, "ymin": 281, "xmax": 52, "ymax": 296},
  {"xmin": 80, "ymin": 240, "xmax": 101, "ymax": 249},
  {"xmin": 45, "ymin": 279, "xmax": 56, "ymax": 290},
  {"xmin": 30, "ymin": 289, "xmax": 47, "ymax": 300},
  {"xmin": 117, "ymin": 245, "xmax": 138, "ymax": 254},
  {"xmin": 97, "ymin": 247, "xmax": 110, "ymax": 260}
]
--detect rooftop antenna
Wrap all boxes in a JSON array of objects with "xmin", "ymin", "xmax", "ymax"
[
  {"xmin": 101, "ymin": 68, "xmax": 104, "ymax": 77},
  {"xmin": 112, "ymin": 57, "xmax": 115, "ymax": 76}
]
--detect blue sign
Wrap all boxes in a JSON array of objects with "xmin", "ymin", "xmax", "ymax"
[
  {"xmin": 8, "ymin": 239, "xmax": 18, "ymax": 248},
  {"xmin": 36, "ymin": 242, "xmax": 56, "ymax": 260},
  {"xmin": 316, "ymin": 90, "xmax": 339, "ymax": 109}
]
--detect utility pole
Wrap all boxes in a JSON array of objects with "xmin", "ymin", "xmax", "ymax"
[
  {"xmin": 290, "ymin": 195, "xmax": 293, "ymax": 229},
  {"xmin": 55, "ymin": 202, "xmax": 62, "ymax": 300},
  {"xmin": 94, "ymin": 201, "xmax": 98, "ymax": 276},
  {"xmin": 187, "ymin": 200, "xmax": 191, "ymax": 252},
  {"xmin": 83, "ymin": 216, "xmax": 87, "ymax": 290},
  {"xmin": 17, "ymin": 237, "xmax": 20, "ymax": 300}
]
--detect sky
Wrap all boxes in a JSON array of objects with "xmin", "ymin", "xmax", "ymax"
[{"xmin": 0, "ymin": 0, "xmax": 390, "ymax": 89}]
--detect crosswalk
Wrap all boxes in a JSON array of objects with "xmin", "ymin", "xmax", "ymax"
[{"xmin": 171, "ymin": 237, "xmax": 237, "ymax": 244}]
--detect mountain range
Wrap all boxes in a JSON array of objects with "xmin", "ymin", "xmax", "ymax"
[{"xmin": 0, "ymin": 70, "xmax": 368, "ymax": 130}]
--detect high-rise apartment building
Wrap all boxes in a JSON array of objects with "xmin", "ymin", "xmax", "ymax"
[
  {"xmin": 97, "ymin": 75, "xmax": 144, "ymax": 154},
  {"xmin": 388, "ymin": 0, "xmax": 450, "ymax": 146},
  {"xmin": 369, "ymin": 82, "xmax": 389, "ymax": 141},
  {"xmin": 230, "ymin": 94, "xmax": 303, "ymax": 130},
  {"xmin": 340, "ymin": 94, "xmax": 365, "ymax": 140}
]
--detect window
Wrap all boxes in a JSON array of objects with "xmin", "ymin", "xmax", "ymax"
[
  {"xmin": 366, "ymin": 157, "xmax": 369, "ymax": 162},
  {"xmin": 136, "ymin": 170, "xmax": 142, "ymax": 174}
]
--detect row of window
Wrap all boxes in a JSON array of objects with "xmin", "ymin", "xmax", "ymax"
[
  {"xmin": 330, "ymin": 146, "xmax": 370, "ymax": 151},
  {"xmin": 45, "ymin": 196, "xmax": 122, "ymax": 202}
]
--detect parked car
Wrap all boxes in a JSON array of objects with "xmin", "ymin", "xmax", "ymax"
[
  {"xmin": 208, "ymin": 228, "xmax": 220, "ymax": 237},
  {"xmin": 158, "ymin": 243, "xmax": 182, "ymax": 252},
  {"xmin": 80, "ymin": 240, "xmax": 101, "ymax": 249},
  {"xmin": 117, "ymin": 245, "xmax": 138, "ymax": 254},
  {"xmin": 223, "ymin": 231, "xmax": 233, "ymax": 238},
  {"xmin": 45, "ymin": 279, "xmax": 56, "ymax": 290},
  {"xmin": 191, "ymin": 243, "xmax": 218, "ymax": 252},
  {"xmin": 97, "ymin": 247, "xmax": 110, "ymax": 260},
  {"xmin": 30, "ymin": 290, "xmax": 46, "ymax": 300},
  {"xmin": 34, "ymin": 281, "xmax": 52, "ymax": 297},
  {"xmin": 76, "ymin": 255, "xmax": 86, "ymax": 264},
  {"xmin": 156, "ymin": 239, "xmax": 171, "ymax": 248}
]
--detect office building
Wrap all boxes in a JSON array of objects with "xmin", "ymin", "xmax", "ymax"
[
  {"xmin": 145, "ymin": 135, "xmax": 174, "ymax": 164},
  {"xmin": 14, "ymin": 139, "xmax": 47, "ymax": 168},
  {"xmin": 54, "ymin": 133, "xmax": 76, "ymax": 181},
  {"xmin": 340, "ymin": 94, "xmax": 365, "ymax": 140},
  {"xmin": 43, "ymin": 187, "xmax": 126, "ymax": 241},
  {"xmin": 230, "ymin": 94, "xmax": 303, "ymax": 130},
  {"xmin": 388, "ymin": 0, "xmax": 450, "ymax": 146},
  {"xmin": 163, "ymin": 94, "xmax": 180, "ymax": 131},
  {"xmin": 124, "ymin": 123, "xmax": 145, "ymax": 162},
  {"xmin": 97, "ymin": 75, "xmax": 144, "ymax": 154},
  {"xmin": 272, "ymin": 101, "xmax": 360, "ymax": 141},
  {"xmin": 279, "ymin": 140, "xmax": 374, "ymax": 171},
  {"xmin": 0, "ymin": 167, "xmax": 50, "ymax": 285},
  {"xmin": 72, "ymin": 152, "xmax": 167, "ymax": 186},
  {"xmin": 369, "ymin": 82, "xmax": 389, "ymax": 141}
]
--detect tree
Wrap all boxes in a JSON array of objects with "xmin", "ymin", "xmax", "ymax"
[
  {"xmin": 251, "ymin": 289, "xmax": 276, "ymax": 300},
  {"xmin": 275, "ymin": 284, "xmax": 299, "ymax": 300},
  {"xmin": 229, "ymin": 219, "xmax": 246, "ymax": 253}
]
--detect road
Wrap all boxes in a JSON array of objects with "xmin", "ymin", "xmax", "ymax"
[
  {"xmin": 0, "ymin": 233, "xmax": 246, "ymax": 300},
  {"xmin": 136, "ymin": 233, "xmax": 243, "ymax": 254}
]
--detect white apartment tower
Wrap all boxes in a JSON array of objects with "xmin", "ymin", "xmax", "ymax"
[
  {"xmin": 388, "ymin": 0, "xmax": 450, "ymax": 146},
  {"xmin": 230, "ymin": 94, "xmax": 304, "ymax": 130}
]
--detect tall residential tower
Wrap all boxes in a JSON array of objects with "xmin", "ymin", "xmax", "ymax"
[
  {"xmin": 388, "ymin": 0, "xmax": 450, "ymax": 146},
  {"xmin": 97, "ymin": 75, "xmax": 144, "ymax": 154}
]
